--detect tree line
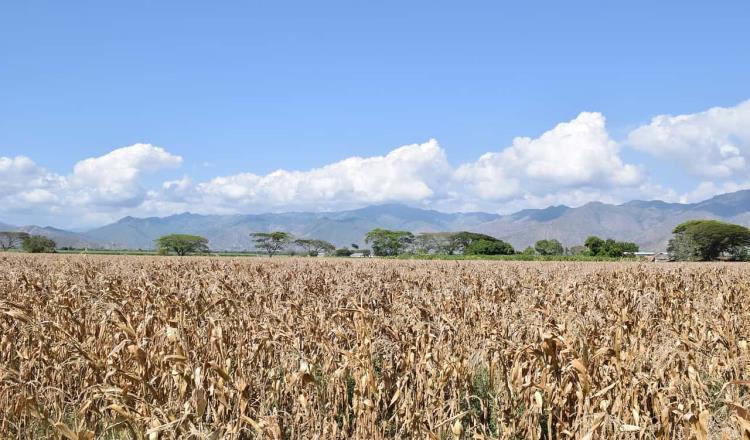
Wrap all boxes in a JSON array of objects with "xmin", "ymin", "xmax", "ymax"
[
  {"xmin": 149, "ymin": 223, "xmax": 749, "ymax": 260},
  {"xmin": 150, "ymin": 230, "xmax": 521, "ymax": 257},
  {"xmin": 363, "ymin": 229, "xmax": 640, "ymax": 257},
  {"xmin": 0, "ymin": 229, "xmax": 640, "ymax": 257},
  {"xmin": 4, "ymin": 218, "xmax": 750, "ymax": 260},
  {"xmin": 153, "ymin": 232, "xmax": 371, "ymax": 257}
]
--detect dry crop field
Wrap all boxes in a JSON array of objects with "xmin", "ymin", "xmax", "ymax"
[{"xmin": 1, "ymin": 254, "xmax": 749, "ymax": 439}]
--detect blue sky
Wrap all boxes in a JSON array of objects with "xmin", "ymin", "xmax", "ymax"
[{"xmin": 2, "ymin": 1, "xmax": 750, "ymax": 227}]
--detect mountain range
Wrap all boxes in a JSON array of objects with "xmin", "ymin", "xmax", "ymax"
[{"xmin": 4, "ymin": 190, "xmax": 750, "ymax": 251}]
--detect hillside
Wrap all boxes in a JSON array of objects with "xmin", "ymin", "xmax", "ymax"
[
  {"xmin": 5, "ymin": 190, "xmax": 750, "ymax": 251},
  {"xmin": 475, "ymin": 190, "xmax": 750, "ymax": 251},
  {"xmin": 83, "ymin": 204, "xmax": 501, "ymax": 250},
  {"xmin": 0, "ymin": 223, "xmax": 102, "ymax": 249}
]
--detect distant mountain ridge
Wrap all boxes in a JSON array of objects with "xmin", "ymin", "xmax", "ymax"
[
  {"xmin": 475, "ymin": 190, "xmax": 750, "ymax": 251},
  {"xmin": 5, "ymin": 190, "xmax": 750, "ymax": 251},
  {"xmin": 0, "ymin": 223, "xmax": 101, "ymax": 249},
  {"xmin": 83, "ymin": 204, "xmax": 501, "ymax": 250}
]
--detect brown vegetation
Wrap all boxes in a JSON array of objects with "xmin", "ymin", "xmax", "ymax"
[{"xmin": 1, "ymin": 254, "xmax": 749, "ymax": 439}]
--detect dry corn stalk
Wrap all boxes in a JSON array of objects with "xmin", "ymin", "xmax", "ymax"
[{"xmin": 0, "ymin": 254, "xmax": 749, "ymax": 439}]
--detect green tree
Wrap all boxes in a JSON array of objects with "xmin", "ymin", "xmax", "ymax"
[
  {"xmin": 22, "ymin": 235, "xmax": 56, "ymax": 253},
  {"xmin": 583, "ymin": 236, "xmax": 638, "ymax": 257},
  {"xmin": 465, "ymin": 239, "xmax": 515, "ymax": 255},
  {"xmin": 334, "ymin": 248, "xmax": 353, "ymax": 257},
  {"xmin": 449, "ymin": 232, "xmax": 504, "ymax": 255},
  {"xmin": 584, "ymin": 236, "xmax": 605, "ymax": 256},
  {"xmin": 413, "ymin": 232, "xmax": 453, "ymax": 254},
  {"xmin": 567, "ymin": 245, "xmax": 588, "ymax": 256},
  {"xmin": 668, "ymin": 220, "xmax": 750, "ymax": 261},
  {"xmin": 604, "ymin": 240, "xmax": 638, "ymax": 257},
  {"xmin": 364, "ymin": 229, "xmax": 414, "ymax": 256},
  {"xmin": 251, "ymin": 231, "xmax": 293, "ymax": 257},
  {"xmin": 155, "ymin": 234, "xmax": 209, "ymax": 256},
  {"xmin": 604, "ymin": 239, "xmax": 624, "ymax": 257},
  {"xmin": 666, "ymin": 233, "xmax": 701, "ymax": 261},
  {"xmin": 294, "ymin": 238, "xmax": 335, "ymax": 256},
  {"xmin": 534, "ymin": 239, "xmax": 564, "ymax": 256},
  {"xmin": 618, "ymin": 241, "xmax": 639, "ymax": 254},
  {"xmin": 0, "ymin": 231, "xmax": 29, "ymax": 250}
]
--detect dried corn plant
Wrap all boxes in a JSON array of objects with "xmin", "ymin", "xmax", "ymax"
[{"xmin": 1, "ymin": 254, "xmax": 749, "ymax": 439}]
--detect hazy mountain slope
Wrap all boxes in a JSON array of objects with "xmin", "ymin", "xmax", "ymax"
[
  {"xmin": 8, "ymin": 190, "xmax": 750, "ymax": 252},
  {"xmin": 474, "ymin": 190, "xmax": 750, "ymax": 250},
  {"xmin": 84, "ymin": 204, "xmax": 503, "ymax": 250},
  {"xmin": 1, "ymin": 220, "xmax": 99, "ymax": 248},
  {"xmin": 1, "ymin": 225, "xmax": 102, "ymax": 249}
]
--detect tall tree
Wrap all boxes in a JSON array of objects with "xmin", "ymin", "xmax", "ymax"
[
  {"xmin": 584, "ymin": 236, "xmax": 605, "ymax": 256},
  {"xmin": 567, "ymin": 245, "xmax": 588, "ymax": 256},
  {"xmin": 22, "ymin": 235, "xmax": 56, "ymax": 253},
  {"xmin": 413, "ymin": 232, "xmax": 453, "ymax": 254},
  {"xmin": 334, "ymin": 248, "xmax": 353, "ymax": 257},
  {"xmin": 534, "ymin": 239, "xmax": 564, "ymax": 256},
  {"xmin": 365, "ymin": 229, "xmax": 414, "ymax": 256},
  {"xmin": 668, "ymin": 220, "xmax": 750, "ymax": 261},
  {"xmin": 155, "ymin": 234, "xmax": 209, "ymax": 256},
  {"xmin": 464, "ymin": 239, "xmax": 514, "ymax": 255},
  {"xmin": 666, "ymin": 233, "xmax": 702, "ymax": 261},
  {"xmin": 251, "ymin": 232, "xmax": 293, "ymax": 257},
  {"xmin": 449, "ymin": 232, "xmax": 502, "ymax": 255},
  {"xmin": 584, "ymin": 236, "xmax": 638, "ymax": 257},
  {"xmin": 0, "ymin": 231, "xmax": 29, "ymax": 250},
  {"xmin": 294, "ymin": 238, "xmax": 335, "ymax": 256}
]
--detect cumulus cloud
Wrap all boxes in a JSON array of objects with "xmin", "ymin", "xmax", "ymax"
[
  {"xmin": 195, "ymin": 139, "xmax": 452, "ymax": 210},
  {"xmin": 628, "ymin": 99, "xmax": 750, "ymax": 178},
  {"xmin": 678, "ymin": 180, "xmax": 750, "ymax": 204},
  {"xmin": 0, "ymin": 144, "xmax": 182, "ymax": 224},
  {"xmin": 12, "ymin": 101, "xmax": 750, "ymax": 227},
  {"xmin": 0, "ymin": 118, "xmax": 658, "ymax": 226},
  {"xmin": 69, "ymin": 143, "xmax": 182, "ymax": 206},
  {"xmin": 177, "ymin": 114, "xmax": 649, "ymax": 214},
  {"xmin": 0, "ymin": 156, "xmax": 56, "ymax": 198},
  {"xmin": 0, "ymin": 156, "xmax": 64, "ymax": 211},
  {"xmin": 455, "ymin": 112, "xmax": 644, "ymax": 201}
]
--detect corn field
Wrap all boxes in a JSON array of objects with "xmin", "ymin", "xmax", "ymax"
[{"xmin": 1, "ymin": 254, "xmax": 749, "ymax": 439}]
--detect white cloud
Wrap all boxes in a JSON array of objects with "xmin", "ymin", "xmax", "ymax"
[
  {"xmin": 180, "ymin": 114, "xmax": 651, "ymax": 215},
  {"xmin": 0, "ymin": 156, "xmax": 57, "ymax": 198},
  {"xmin": 628, "ymin": 99, "xmax": 750, "ymax": 178},
  {"xmin": 163, "ymin": 176, "xmax": 192, "ymax": 193},
  {"xmin": 11, "ymin": 101, "xmax": 750, "ymax": 227},
  {"xmin": 679, "ymin": 180, "xmax": 750, "ymax": 204},
  {"xmin": 455, "ymin": 112, "xmax": 644, "ymax": 201},
  {"xmin": 194, "ymin": 139, "xmax": 452, "ymax": 210},
  {"xmin": 69, "ymin": 143, "xmax": 182, "ymax": 206},
  {"xmin": 0, "ymin": 156, "xmax": 65, "ymax": 212},
  {"xmin": 0, "ymin": 144, "xmax": 182, "ymax": 225}
]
